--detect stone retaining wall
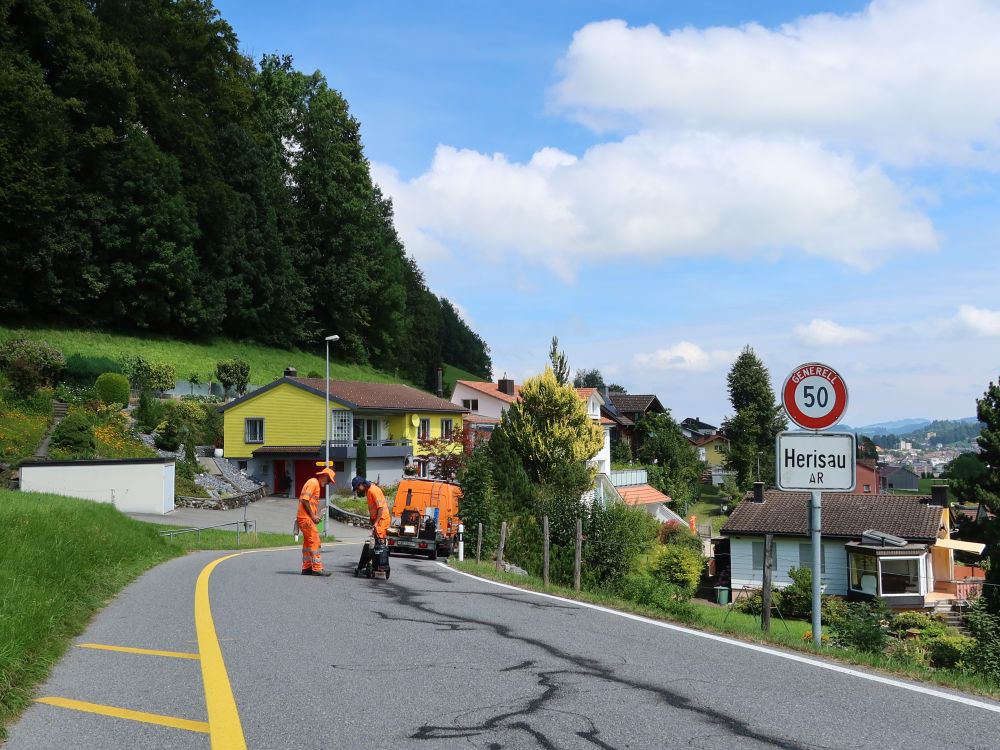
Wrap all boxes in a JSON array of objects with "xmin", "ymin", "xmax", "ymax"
[{"xmin": 176, "ymin": 485, "xmax": 266, "ymax": 511}]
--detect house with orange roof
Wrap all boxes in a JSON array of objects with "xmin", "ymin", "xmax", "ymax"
[{"xmin": 451, "ymin": 376, "xmax": 613, "ymax": 475}]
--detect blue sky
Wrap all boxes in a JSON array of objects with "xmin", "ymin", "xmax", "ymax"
[{"xmin": 217, "ymin": 0, "xmax": 1000, "ymax": 427}]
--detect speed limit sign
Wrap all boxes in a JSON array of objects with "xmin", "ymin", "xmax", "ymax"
[{"xmin": 781, "ymin": 362, "xmax": 848, "ymax": 430}]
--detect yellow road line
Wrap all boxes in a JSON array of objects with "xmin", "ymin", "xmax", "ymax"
[
  {"xmin": 76, "ymin": 644, "xmax": 200, "ymax": 660},
  {"xmin": 195, "ymin": 552, "xmax": 249, "ymax": 750},
  {"xmin": 36, "ymin": 697, "xmax": 209, "ymax": 734}
]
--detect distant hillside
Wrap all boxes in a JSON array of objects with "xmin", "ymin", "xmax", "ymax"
[
  {"xmin": 848, "ymin": 418, "xmax": 932, "ymax": 436},
  {"xmin": 861, "ymin": 418, "xmax": 983, "ymax": 448}
]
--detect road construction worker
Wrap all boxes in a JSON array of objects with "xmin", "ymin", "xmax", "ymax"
[
  {"xmin": 353, "ymin": 475, "xmax": 390, "ymax": 572},
  {"xmin": 298, "ymin": 467, "xmax": 335, "ymax": 576}
]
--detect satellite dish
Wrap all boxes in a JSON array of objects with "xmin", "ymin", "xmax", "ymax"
[{"xmin": 410, "ymin": 414, "xmax": 420, "ymax": 427}]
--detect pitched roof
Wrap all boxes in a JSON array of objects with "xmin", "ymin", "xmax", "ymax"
[
  {"xmin": 721, "ymin": 491, "xmax": 943, "ymax": 542},
  {"xmin": 456, "ymin": 379, "xmax": 520, "ymax": 404},
  {"xmin": 691, "ymin": 434, "xmax": 727, "ymax": 446},
  {"xmin": 881, "ymin": 465, "xmax": 919, "ymax": 478},
  {"xmin": 601, "ymin": 406, "xmax": 634, "ymax": 427},
  {"xmin": 681, "ymin": 417, "xmax": 718, "ymax": 432},
  {"xmin": 220, "ymin": 377, "xmax": 466, "ymax": 414},
  {"xmin": 619, "ymin": 484, "xmax": 672, "ymax": 506},
  {"xmin": 609, "ymin": 393, "xmax": 662, "ymax": 413}
]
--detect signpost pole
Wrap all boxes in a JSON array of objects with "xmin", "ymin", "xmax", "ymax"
[{"xmin": 811, "ymin": 489, "xmax": 822, "ymax": 648}]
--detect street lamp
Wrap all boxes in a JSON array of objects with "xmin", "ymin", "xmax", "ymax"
[{"xmin": 324, "ymin": 334, "xmax": 339, "ymax": 538}]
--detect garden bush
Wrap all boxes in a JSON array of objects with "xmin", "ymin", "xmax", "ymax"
[
  {"xmin": 584, "ymin": 502, "xmax": 658, "ymax": 587},
  {"xmin": 926, "ymin": 634, "xmax": 975, "ymax": 669},
  {"xmin": 134, "ymin": 391, "xmax": 166, "ymax": 434},
  {"xmin": 657, "ymin": 520, "xmax": 703, "ymax": 553},
  {"xmin": 50, "ymin": 412, "xmax": 96, "ymax": 456},
  {"xmin": 734, "ymin": 589, "xmax": 763, "ymax": 616},
  {"xmin": 776, "ymin": 566, "xmax": 813, "ymax": 619},
  {"xmin": 95, "ymin": 373, "xmax": 130, "ymax": 407},
  {"xmin": 963, "ymin": 598, "xmax": 1000, "ymax": 682},
  {"xmin": 829, "ymin": 599, "xmax": 890, "ymax": 653},
  {"xmin": 651, "ymin": 544, "xmax": 704, "ymax": 596},
  {"xmin": 889, "ymin": 611, "xmax": 948, "ymax": 638},
  {"xmin": 147, "ymin": 361, "xmax": 177, "ymax": 393},
  {"xmin": 0, "ymin": 338, "xmax": 65, "ymax": 397},
  {"xmin": 119, "ymin": 354, "xmax": 151, "ymax": 390},
  {"xmin": 215, "ymin": 358, "xmax": 250, "ymax": 396},
  {"xmin": 64, "ymin": 354, "xmax": 120, "ymax": 385}
]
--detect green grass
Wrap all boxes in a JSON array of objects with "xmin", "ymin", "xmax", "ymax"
[
  {"xmin": 0, "ymin": 325, "xmax": 417, "ymax": 388},
  {"xmin": 157, "ymin": 526, "xmax": 298, "ymax": 550},
  {"xmin": 442, "ymin": 362, "xmax": 487, "ymax": 393},
  {"xmin": 449, "ymin": 559, "xmax": 1000, "ymax": 700},
  {"xmin": 0, "ymin": 399, "xmax": 50, "ymax": 466},
  {"xmin": 0, "ymin": 489, "xmax": 304, "ymax": 738}
]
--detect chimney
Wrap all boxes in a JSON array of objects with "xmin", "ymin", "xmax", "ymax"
[
  {"xmin": 930, "ymin": 484, "xmax": 949, "ymax": 507},
  {"xmin": 498, "ymin": 374, "xmax": 515, "ymax": 396},
  {"xmin": 284, "ymin": 367, "xmax": 297, "ymax": 378},
  {"xmin": 601, "ymin": 385, "xmax": 609, "ymax": 401},
  {"xmin": 436, "ymin": 366, "xmax": 444, "ymax": 398},
  {"xmin": 753, "ymin": 481, "xmax": 765, "ymax": 503}
]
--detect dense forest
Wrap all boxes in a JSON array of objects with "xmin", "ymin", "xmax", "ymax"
[{"xmin": 0, "ymin": 0, "xmax": 491, "ymax": 390}]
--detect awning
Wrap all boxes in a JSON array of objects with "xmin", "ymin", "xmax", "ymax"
[{"xmin": 934, "ymin": 538, "xmax": 986, "ymax": 554}]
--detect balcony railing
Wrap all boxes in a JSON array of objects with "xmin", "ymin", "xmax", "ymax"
[
  {"xmin": 323, "ymin": 439, "xmax": 413, "ymax": 459},
  {"xmin": 609, "ymin": 469, "xmax": 648, "ymax": 487}
]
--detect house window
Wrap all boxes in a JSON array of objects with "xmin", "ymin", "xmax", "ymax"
[
  {"xmin": 441, "ymin": 419, "xmax": 453, "ymax": 439},
  {"xmin": 462, "ymin": 398, "xmax": 479, "ymax": 411},
  {"xmin": 798, "ymin": 543, "xmax": 826, "ymax": 574},
  {"xmin": 244, "ymin": 418, "xmax": 264, "ymax": 443},
  {"xmin": 863, "ymin": 484, "xmax": 871, "ymax": 493},
  {"xmin": 418, "ymin": 418, "xmax": 431, "ymax": 441},
  {"xmin": 752, "ymin": 541, "xmax": 763, "ymax": 571},
  {"xmin": 331, "ymin": 411, "xmax": 352, "ymax": 445},
  {"xmin": 880, "ymin": 557, "xmax": 922, "ymax": 595},
  {"xmin": 418, "ymin": 459, "xmax": 429, "ymax": 478},
  {"xmin": 849, "ymin": 553, "xmax": 878, "ymax": 594},
  {"xmin": 353, "ymin": 418, "xmax": 379, "ymax": 445}
]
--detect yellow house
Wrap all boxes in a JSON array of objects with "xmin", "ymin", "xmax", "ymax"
[
  {"xmin": 220, "ymin": 377, "xmax": 467, "ymax": 495},
  {"xmin": 692, "ymin": 434, "xmax": 728, "ymax": 468}
]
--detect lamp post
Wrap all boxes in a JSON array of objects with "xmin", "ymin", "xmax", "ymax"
[{"xmin": 324, "ymin": 334, "xmax": 339, "ymax": 538}]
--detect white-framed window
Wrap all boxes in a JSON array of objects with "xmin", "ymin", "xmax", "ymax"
[
  {"xmin": 863, "ymin": 484, "xmax": 871, "ymax": 493},
  {"xmin": 462, "ymin": 398, "xmax": 479, "ymax": 411},
  {"xmin": 879, "ymin": 556, "xmax": 923, "ymax": 596},
  {"xmin": 698, "ymin": 448, "xmax": 706, "ymax": 461},
  {"xmin": 418, "ymin": 418, "xmax": 431, "ymax": 441},
  {"xmin": 244, "ymin": 417, "xmax": 264, "ymax": 443},
  {"xmin": 849, "ymin": 553, "xmax": 878, "ymax": 594},
  {"xmin": 752, "ymin": 541, "xmax": 763, "ymax": 571},
  {"xmin": 441, "ymin": 418, "xmax": 453, "ymax": 439},
  {"xmin": 331, "ymin": 410, "xmax": 352, "ymax": 445},
  {"xmin": 353, "ymin": 418, "xmax": 379, "ymax": 445},
  {"xmin": 798, "ymin": 543, "xmax": 826, "ymax": 574},
  {"xmin": 418, "ymin": 459, "xmax": 429, "ymax": 478}
]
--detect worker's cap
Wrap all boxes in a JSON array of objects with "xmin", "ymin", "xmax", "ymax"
[
  {"xmin": 316, "ymin": 467, "xmax": 336, "ymax": 482},
  {"xmin": 351, "ymin": 476, "xmax": 369, "ymax": 491}
]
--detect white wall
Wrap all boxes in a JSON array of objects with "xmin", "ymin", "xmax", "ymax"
[
  {"xmin": 728, "ymin": 536, "xmax": 849, "ymax": 595},
  {"xmin": 450, "ymin": 383, "xmax": 509, "ymax": 420},
  {"xmin": 592, "ymin": 426, "xmax": 611, "ymax": 475},
  {"xmin": 20, "ymin": 460, "xmax": 175, "ymax": 515}
]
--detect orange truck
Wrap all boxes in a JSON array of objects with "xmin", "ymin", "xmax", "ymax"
[{"xmin": 386, "ymin": 478, "xmax": 462, "ymax": 560}]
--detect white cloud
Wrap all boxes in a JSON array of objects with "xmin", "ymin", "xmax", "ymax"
[
  {"xmin": 373, "ymin": 133, "xmax": 936, "ymax": 277},
  {"xmin": 957, "ymin": 304, "xmax": 1000, "ymax": 336},
  {"xmin": 633, "ymin": 341, "xmax": 735, "ymax": 372},
  {"xmin": 551, "ymin": 1, "xmax": 1000, "ymax": 166},
  {"xmin": 794, "ymin": 318, "xmax": 876, "ymax": 345}
]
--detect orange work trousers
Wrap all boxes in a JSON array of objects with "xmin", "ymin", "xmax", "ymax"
[{"xmin": 299, "ymin": 520, "xmax": 323, "ymax": 572}]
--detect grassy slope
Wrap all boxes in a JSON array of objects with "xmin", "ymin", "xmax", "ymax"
[
  {"xmin": 0, "ymin": 490, "xmax": 305, "ymax": 738},
  {"xmin": 442, "ymin": 363, "xmax": 487, "ymax": 393},
  {"xmin": 0, "ymin": 325, "xmax": 416, "ymax": 387},
  {"xmin": 0, "ymin": 399, "xmax": 50, "ymax": 466}
]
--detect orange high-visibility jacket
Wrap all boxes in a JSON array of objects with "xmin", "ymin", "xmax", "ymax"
[
  {"xmin": 367, "ymin": 484, "xmax": 390, "ymax": 539},
  {"xmin": 298, "ymin": 477, "xmax": 321, "ymax": 523}
]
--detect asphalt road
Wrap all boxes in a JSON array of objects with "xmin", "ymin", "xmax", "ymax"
[{"xmin": 6, "ymin": 543, "xmax": 1000, "ymax": 749}]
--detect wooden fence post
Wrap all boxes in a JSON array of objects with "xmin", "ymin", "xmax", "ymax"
[
  {"xmin": 496, "ymin": 521, "xmax": 507, "ymax": 572},
  {"xmin": 574, "ymin": 517, "xmax": 582, "ymax": 592},
  {"xmin": 543, "ymin": 515, "xmax": 550, "ymax": 587},
  {"xmin": 476, "ymin": 522, "xmax": 483, "ymax": 564},
  {"xmin": 761, "ymin": 533, "xmax": 774, "ymax": 632}
]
